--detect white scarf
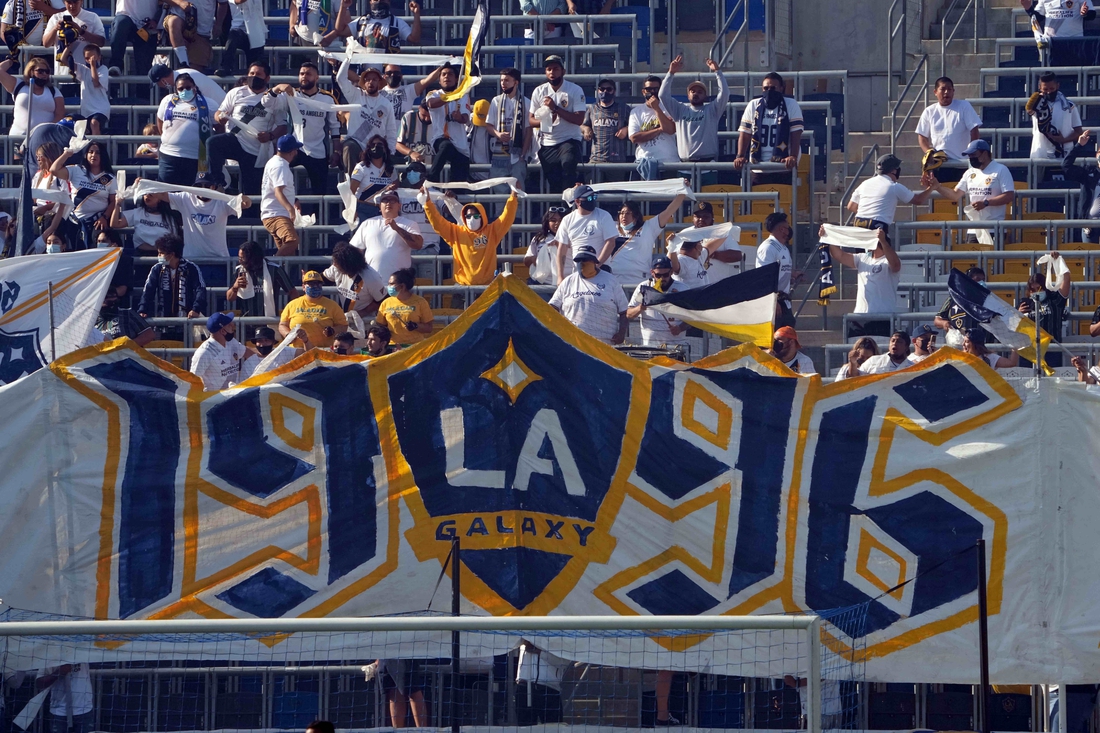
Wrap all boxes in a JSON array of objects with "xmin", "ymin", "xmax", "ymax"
[
  {"xmin": 425, "ymin": 176, "xmax": 527, "ymax": 197},
  {"xmin": 819, "ymin": 223, "xmax": 881, "ymax": 251},
  {"xmin": 253, "ymin": 326, "xmax": 302, "ymax": 375},
  {"xmin": 1037, "ymin": 253, "xmax": 1069, "ymax": 291},
  {"xmin": 237, "ymin": 262, "xmax": 277, "ymax": 317},
  {"xmin": 667, "ymin": 222, "xmax": 736, "ymax": 253},
  {"xmin": 336, "ymin": 178, "xmax": 358, "ymax": 234},
  {"xmin": 227, "ymin": 118, "xmax": 272, "ymax": 167},
  {"xmin": 286, "ymin": 92, "xmax": 361, "ymax": 147},
  {"xmin": 318, "ymin": 41, "xmax": 455, "ymax": 67},
  {"xmin": 0, "ymin": 188, "xmax": 72, "ymax": 205},
  {"xmin": 566, "ymin": 178, "xmax": 695, "ymax": 201},
  {"xmin": 125, "ymin": 178, "xmax": 244, "ymax": 218},
  {"xmin": 963, "ymin": 205, "xmax": 995, "ymax": 246}
]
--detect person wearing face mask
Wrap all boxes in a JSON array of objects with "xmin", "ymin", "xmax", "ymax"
[
  {"xmin": 554, "ymin": 185, "xmax": 618, "ymax": 283},
  {"xmin": 421, "ymin": 188, "xmax": 519, "ymax": 286},
  {"xmin": 350, "ymin": 134, "xmax": 395, "ymax": 207},
  {"xmin": 924, "ymin": 139, "xmax": 1014, "ymax": 245},
  {"xmin": 226, "ymin": 240, "xmax": 297, "ymax": 318},
  {"xmin": 149, "ymin": 63, "xmax": 227, "ymax": 107},
  {"xmin": 529, "ymin": 55, "xmax": 586, "ymax": 193},
  {"xmin": 380, "ymin": 63, "xmax": 440, "ymax": 121},
  {"xmin": 374, "ymin": 267, "xmax": 432, "ymax": 346},
  {"xmin": 190, "ymin": 312, "xmax": 251, "ymax": 391},
  {"xmin": 138, "ymin": 234, "xmax": 207, "ymax": 340},
  {"xmin": 269, "ymin": 62, "xmax": 339, "ymax": 198},
  {"xmin": 934, "ymin": 266, "xmax": 986, "ymax": 348},
  {"xmin": 847, "ymin": 154, "xmax": 935, "ymax": 235},
  {"xmin": 155, "ymin": 73, "xmax": 215, "ymax": 186},
  {"xmin": 580, "ymin": 79, "xmax": 630, "ymax": 176},
  {"xmin": 1027, "ymin": 71, "xmax": 1083, "ymax": 160},
  {"xmin": 626, "ymin": 256, "xmax": 688, "ymax": 352},
  {"xmin": 334, "ymin": 60, "xmax": 398, "ymax": 177},
  {"xmin": 756, "ymin": 211, "xmax": 801, "ymax": 328},
  {"xmin": 96, "ymin": 285, "xmax": 155, "ymax": 346},
  {"xmin": 261, "ymin": 134, "xmax": 306, "ymax": 257},
  {"xmin": 658, "ymin": 55, "xmax": 729, "ymax": 167},
  {"xmin": 50, "ymin": 139, "xmax": 117, "ymax": 252},
  {"xmin": 335, "ymin": 0, "xmax": 420, "ymax": 52},
  {"xmin": 280, "ymin": 270, "xmax": 348, "ymax": 350},
  {"xmin": 41, "ymin": 0, "xmax": 104, "ymax": 78},
  {"xmin": 397, "ymin": 102, "xmax": 434, "ymax": 165},
  {"xmin": 238, "ymin": 326, "xmax": 300, "ymax": 381},
  {"xmin": 1019, "ymin": 262, "xmax": 1070, "ymax": 367},
  {"xmin": 330, "ymin": 331, "xmax": 357, "ymax": 355},
  {"xmin": 0, "ymin": 58, "xmax": 63, "ymax": 146},
  {"xmin": 486, "ymin": 68, "xmax": 532, "ymax": 189},
  {"xmin": 525, "ymin": 206, "xmax": 569, "ymax": 285},
  {"xmin": 425, "ymin": 62, "xmax": 472, "ymax": 183},
  {"xmin": 608, "ymin": 193, "xmax": 684, "ymax": 288},
  {"xmin": 43, "ymin": 231, "xmax": 66, "ymax": 254},
  {"xmin": 765, "ymin": 325, "xmax": 816, "ymax": 376},
  {"xmin": 207, "ymin": 61, "xmax": 288, "ymax": 196},
  {"xmin": 735, "ymin": 71, "xmax": 804, "ymax": 184},
  {"xmin": 549, "ymin": 244, "xmax": 629, "ymax": 345},
  {"xmin": 1061, "ymin": 128, "xmax": 1100, "ymax": 243},
  {"xmin": 628, "ymin": 75, "xmax": 677, "ymax": 182}
]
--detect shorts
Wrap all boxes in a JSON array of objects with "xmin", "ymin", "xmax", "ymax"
[
  {"xmin": 378, "ymin": 659, "xmax": 430, "ymax": 695},
  {"xmin": 263, "ymin": 216, "xmax": 300, "ymax": 255},
  {"xmin": 86, "ymin": 112, "xmax": 109, "ymax": 130}
]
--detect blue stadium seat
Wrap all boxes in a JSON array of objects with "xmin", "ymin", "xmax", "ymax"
[
  {"xmin": 611, "ymin": 5, "xmax": 650, "ymax": 64},
  {"xmin": 491, "ymin": 37, "xmax": 533, "ymax": 71},
  {"xmin": 803, "ymin": 91, "xmax": 845, "ymax": 151}
]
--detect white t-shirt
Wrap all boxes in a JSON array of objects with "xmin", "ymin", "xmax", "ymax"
[
  {"xmin": 190, "ymin": 337, "xmax": 248, "ymax": 391},
  {"xmin": 699, "ymin": 230, "xmax": 741, "ymax": 284},
  {"xmin": 392, "ymin": 187, "xmax": 439, "ymax": 250},
  {"xmin": 854, "ymin": 251, "xmax": 901, "ymax": 314},
  {"xmin": 672, "ymin": 252, "xmax": 709, "ymax": 289},
  {"xmin": 549, "ymin": 269, "xmax": 628, "ymax": 343},
  {"xmin": 915, "ymin": 99, "xmax": 983, "ymax": 160},
  {"xmin": 44, "ymin": 9, "xmax": 104, "ymax": 76},
  {"xmin": 217, "ymin": 86, "xmax": 286, "ymax": 157},
  {"xmin": 628, "ymin": 279, "xmax": 688, "ymax": 347},
  {"xmin": 756, "ymin": 235, "xmax": 793, "ymax": 294},
  {"xmin": 860, "ymin": 353, "xmax": 911, "ymax": 375},
  {"xmin": 41, "ymin": 665, "xmax": 93, "ymax": 717},
  {"xmin": 557, "ymin": 208, "xmax": 619, "ymax": 259},
  {"xmin": 609, "ymin": 216, "xmax": 662, "ymax": 288},
  {"xmin": 122, "ymin": 207, "xmax": 175, "ymax": 250},
  {"xmin": 11, "ymin": 82, "xmax": 63, "ymax": 137},
  {"xmin": 737, "ymin": 96, "xmax": 805, "ymax": 163},
  {"xmin": 288, "ymin": 90, "xmax": 339, "ymax": 159},
  {"xmin": 486, "ymin": 93, "xmax": 526, "ymax": 162},
  {"xmin": 67, "ymin": 165, "xmax": 116, "ymax": 220},
  {"xmin": 1030, "ymin": 95, "xmax": 1083, "ymax": 159},
  {"xmin": 157, "ymin": 94, "xmax": 206, "ymax": 159},
  {"xmin": 955, "ymin": 160, "xmax": 1015, "ymax": 223},
  {"xmin": 906, "ymin": 352, "xmax": 931, "ymax": 365},
  {"xmin": 293, "ymin": 0, "xmax": 343, "ymax": 42},
  {"xmin": 351, "ymin": 161, "xmax": 394, "ymax": 198},
  {"xmin": 342, "ymin": 89, "xmax": 398, "ymax": 152},
  {"xmin": 381, "ymin": 82, "xmax": 421, "ymax": 123},
  {"xmin": 850, "ymin": 174, "xmax": 916, "ymax": 224},
  {"xmin": 426, "ymin": 89, "xmax": 472, "ymax": 154},
  {"xmin": 73, "ymin": 62, "xmax": 109, "ymax": 118},
  {"xmin": 115, "ymin": 0, "xmax": 159, "ymax": 21},
  {"xmin": 781, "ymin": 351, "xmax": 817, "ymax": 376},
  {"xmin": 349, "ymin": 14, "xmax": 412, "ymax": 45},
  {"xmin": 529, "ymin": 80, "xmax": 587, "ymax": 146},
  {"xmin": 1033, "ymin": 0, "xmax": 1093, "ymax": 37},
  {"xmin": 628, "ymin": 104, "xmax": 678, "ymax": 162},
  {"xmin": 322, "ymin": 264, "xmax": 386, "ymax": 314},
  {"xmin": 350, "ymin": 215, "xmax": 422, "ymax": 282},
  {"xmin": 261, "ymin": 155, "xmax": 296, "ymax": 220},
  {"xmin": 1, "ymin": 0, "xmax": 65, "ymax": 45},
  {"xmin": 168, "ymin": 192, "xmax": 233, "ymax": 259}
]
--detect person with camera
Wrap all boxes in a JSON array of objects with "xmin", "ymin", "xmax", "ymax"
[{"xmin": 374, "ymin": 267, "xmax": 432, "ymax": 347}]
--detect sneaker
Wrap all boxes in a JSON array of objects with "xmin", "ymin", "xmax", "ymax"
[
  {"xmin": 654, "ymin": 715, "xmax": 681, "ymax": 726},
  {"xmin": 108, "ymin": 66, "xmax": 122, "ymax": 77},
  {"xmin": 214, "ymin": 67, "xmax": 232, "ymax": 77}
]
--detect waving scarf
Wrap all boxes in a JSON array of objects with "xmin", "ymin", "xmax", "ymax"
[
  {"xmin": 55, "ymin": 15, "xmax": 82, "ymax": 72},
  {"xmin": 748, "ymin": 96, "xmax": 790, "ymax": 164},
  {"xmin": 1029, "ymin": 91, "xmax": 1074, "ymax": 158},
  {"xmin": 164, "ymin": 91, "xmax": 212, "ymax": 172},
  {"xmin": 4, "ymin": 0, "xmax": 27, "ymax": 57},
  {"xmin": 297, "ymin": 0, "xmax": 330, "ymax": 44}
]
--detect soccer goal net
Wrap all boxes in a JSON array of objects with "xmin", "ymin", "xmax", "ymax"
[{"xmin": 0, "ymin": 607, "xmax": 866, "ymax": 732}]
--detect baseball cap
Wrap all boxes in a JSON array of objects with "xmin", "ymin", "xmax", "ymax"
[
  {"xmin": 471, "ymin": 99, "xmax": 489, "ymax": 127},
  {"xmin": 651, "ymin": 255, "xmax": 672, "ymax": 271},
  {"xmin": 876, "ymin": 154, "xmax": 903, "ymax": 174},
  {"xmin": 693, "ymin": 201, "xmax": 714, "ymax": 216},
  {"xmin": 193, "ymin": 171, "xmax": 222, "ymax": 187},
  {"xmin": 573, "ymin": 245, "xmax": 599, "ymax": 263},
  {"xmin": 544, "ymin": 54, "xmax": 565, "ymax": 69},
  {"xmin": 149, "ymin": 63, "xmax": 172, "ymax": 84},
  {"xmin": 911, "ymin": 324, "xmax": 937, "ymax": 339},
  {"xmin": 253, "ymin": 326, "xmax": 276, "ymax": 341},
  {"xmin": 573, "ymin": 184, "xmax": 596, "ymax": 200},
  {"xmin": 774, "ymin": 325, "xmax": 799, "ymax": 344},
  {"xmin": 360, "ymin": 65, "xmax": 383, "ymax": 80},
  {"xmin": 377, "ymin": 190, "xmax": 400, "ymax": 203},
  {"xmin": 302, "ymin": 270, "xmax": 324, "ymax": 284},
  {"xmin": 206, "ymin": 312, "xmax": 234, "ymax": 333},
  {"xmin": 962, "ymin": 139, "xmax": 991, "ymax": 155},
  {"xmin": 277, "ymin": 134, "xmax": 304, "ymax": 153},
  {"xmin": 687, "ymin": 79, "xmax": 707, "ymax": 93}
]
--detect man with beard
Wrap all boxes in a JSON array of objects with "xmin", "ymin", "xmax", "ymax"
[
  {"xmin": 425, "ymin": 62, "xmax": 471, "ymax": 182},
  {"xmin": 658, "ymin": 54, "xmax": 729, "ymax": 165},
  {"xmin": 529, "ymin": 54, "xmax": 585, "ymax": 193},
  {"xmin": 486, "ymin": 67, "xmax": 531, "ymax": 188},
  {"xmin": 380, "ymin": 62, "xmax": 440, "ymax": 121},
  {"xmin": 334, "ymin": 59, "xmax": 397, "ymax": 176},
  {"xmin": 270, "ymin": 61, "xmax": 340, "ymax": 196},
  {"xmin": 207, "ymin": 61, "xmax": 287, "ymax": 196}
]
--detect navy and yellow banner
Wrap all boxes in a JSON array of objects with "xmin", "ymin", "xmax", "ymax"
[{"xmin": 1, "ymin": 275, "xmax": 1098, "ymax": 682}]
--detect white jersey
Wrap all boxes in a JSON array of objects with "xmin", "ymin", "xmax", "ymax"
[
  {"xmin": 955, "ymin": 161, "xmax": 1015, "ymax": 228},
  {"xmin": 217, "ymin": 86, "xmax": 286, "ymax": 158},
  {"xmin": 1032, "ymin": 0, "xmax": 1093, "ymax": 37},
  {"xmin": 1, "ymin": 0, "xmax": 66, "ymax": 45},
  {"xmin": 122, "ymin": 207, "xmax": 176, "ymax": 251},
  {"xmin": 860, "ymin": 353, "xmax": 911, "ymax": 375},
  {"xmin": 781, "ymin": 351, "xmax": 816, "ymax": 376},
  {"xmin": 260, "ymin": 155, "xmax": 297, "ymax": 220},
  {"xmin": 293, "ymin": 0, "xmax": 342, "ymax": 43},
  {"xmin": 915, "ymin": 99, "xmax": 983, "ymax": 160},
  {"xmin": 168, "ymin": 192, "xmax": 234, "ymax": 259},
  {"xmin": 609, "ymin": 216, "xmax": 662, "ymax": 288},
  {"xmin": 549, "ymin": 269, "xmax": 628, "ymax": 343},
  {"xmin": 67, "ymin": 165, "xmax": 116, "ymax": 220},
  {"xmin": 190, "ymin": 337, "xmax": 248, "ymax": 391},
  {"xmin": 351, "ymin": 161, "xmax": 395, "ymax": 199},
  {"xmin": 672, "ymin": 253, "xmax": 708, "ymax": 290},
  {"xmin": 43, "ymin": 9, "xmax": 104, "ymax": 76},
  {"xmin": 756, "ymin": 235, "xmax": 793, "ymax": 294},
  {"xmin": 238, "ymin": 348, "xmax": 297, "ymax": 382},
  {"xmin": 854, "ymin": 252, "xmax": 901, "ymax": 315},
  {"xmin": 486, "ymin": 93, "xmax": 527, "ymax": 162},
  {"xmin": 628, "ymin": 279, "xmax": 688, "ymax": 347},
  {"xmin": 322, "ymin": 264, "xmax": 386, "ymax": 314},
  {"xmin": 157, "ymin": 94, "xmax": 208, "ymax": 159},
  {"xmin": 529, "ymin": 80, "xmax": 587, "ymax": 146},
  {"xmin": 628, "ymin": 104, "xmax": 678, "ymax": 162},
  {"xmin": 40, "ymin": 664, "xmax": 93, "ymax": 717},
  {"xmin": 287, "ymin": 89, "xmax": 340, "ymax": 159},
  {"xmin": 380, "ymin": 82, "xmax": 421, "ymax": 123},
  {"xmin": 426, "ymin": 89, "xmax": 472, "ymax": 154},
  {"xmin": 737, "ymin": 96, "xmax": 805, "ymax": 163},
  {"xmin": 343, "ymin": 89, "xmax": 399, "ymax": 152},
  {"xmin": 557, "ymin": 208, "xmax": 618, "ymax": 259},
  {"xmin": 1030, "ymin": 93, "xmax": 1083, "ymax": 159}
]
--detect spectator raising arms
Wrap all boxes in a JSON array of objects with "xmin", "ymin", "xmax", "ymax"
[
  {"xmin": 0, "ymin": 57, "xmax": 65, "ymax": 143},
  {"xmin": 421, "ymin": 190, "xmax": 520, "ymax": 286},
  {"xmin": 50, "ymin": 140, "xmax": 116, "ymax": 252},
  {"xmin": 608, "ymin": 193, "xmax": 685, "ymax": 288}
]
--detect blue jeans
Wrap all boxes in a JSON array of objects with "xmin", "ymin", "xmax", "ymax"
[
  {"xmin": 49, "ymin": 711, "xmax": 92, "ymax": 733},
  {"xmin": 109, "ymin": 14, "xmax": 157, "ymax": 73},
  {"xmin": 207, "ymin": 133, "xmax": 261, "ymax": 195},
  {"xmin": 158, "ymin": 152, "xmax": 198, "ymax": 187}
]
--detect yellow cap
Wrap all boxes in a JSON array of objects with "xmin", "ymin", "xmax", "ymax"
[
  {"xmin": 302, "ymin": 270, "xmax": 324, "ymax": 284},
  {"xmin": 472, "ymin": 99, "xmax": 489, "ymax": 127}
]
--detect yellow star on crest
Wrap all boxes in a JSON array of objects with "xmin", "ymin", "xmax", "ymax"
[{"xmin": 481, "ymin": 339, "xmax": 542, "ymax": 403}]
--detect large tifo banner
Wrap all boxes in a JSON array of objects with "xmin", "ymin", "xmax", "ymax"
[{"xmin": 0, "ymin": 275, "xmax": 1097, "ymax": 683}]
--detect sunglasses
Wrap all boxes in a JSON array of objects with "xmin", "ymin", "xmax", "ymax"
[
  {"xmin": 643, "ymin": 87, "xmax": 659, "ymax": 93},
  {"xmin": 382, "ymin": 70, "xmax": 399, "ymax": 76},
  {"xmin": 548, "ymin": 206, "xmax": 567, "ymax": 214}
]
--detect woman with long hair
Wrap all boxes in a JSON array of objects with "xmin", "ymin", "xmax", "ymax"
[
  {"xmin": 524, "ymin": 206, "xmax": 568, "ymax": 285},
  {"xmin": 156, "ymin": 73, "xmax": 215, "ymax": 186},
  {"xmin": 31, "ymin": 142, "xmax": 73, "ymax": 250},
  {"xmin": 834, "ymin": 336, "xmax": 879, "ymax": 381},
  {"xmin": 963, "ymin": 328, "xmax": 1018, "ymax": 369},
  {"xmin": 608, "ymin": 193, "xmax": 685, "ymax": 288},
  {"xmin": 50, "ymin": 139, "xmax": 116, "ymax": 251},
  {"xmin": 351, "ymin": 134, "xmax": 396, "ymax": 200},
  {"xmin": 375, "ymin": 267, "xmax": 433, "ymax": 347},
  {"xmin": 110, "ymin": 191, "xmax": 181, "ymax": 253}
]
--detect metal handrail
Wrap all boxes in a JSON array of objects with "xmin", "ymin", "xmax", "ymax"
[
  {"xmin": 710, "ymin": 0, "xmax": 750, "ymax": 71},
  {"xmin": 891, "ymin": 53, "xmax": 930, "ymax": 155},
  {"xmin": 841, "ymin": 144, "xmax": 880, "ymax": 226},
  {"xmin": 941, "ymin": 0, "xmax": 980, "ymax": 79},
  {"xmin": 887, "ymin": 0, "xmax": 908, "ymax": 102}
]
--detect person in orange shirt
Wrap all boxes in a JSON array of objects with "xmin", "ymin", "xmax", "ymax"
[{"xmin": 420, "ymin": 187, "xmax": 519, "ymax": 285}]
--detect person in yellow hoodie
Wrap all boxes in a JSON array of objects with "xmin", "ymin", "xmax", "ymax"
[{"xmin": 419, "ymin": 186, "xmax": 519, "ymax": 285}]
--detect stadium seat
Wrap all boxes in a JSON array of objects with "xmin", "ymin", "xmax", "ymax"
[
  {"xmin": 145, "ymin": 340, "xmax": 187, "ymax": 369},
  {"xmin": 700, "ymin": 184, "xmax": 748, "ymax": 220},
  {"xmin": 752, "ymin": 184, "xmax": 791, "ymax": 214},
  {"xmin": 915, "ymin": 213, "xmax": 959, "ymax": 248},
  {"xmin": 611, "ymin": 6, "xmax": 651, "ymax": 64}
]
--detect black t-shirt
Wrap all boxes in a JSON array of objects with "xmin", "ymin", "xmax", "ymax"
[
  {"xmin": 936, "ymin": 295, "xmax": 977, "ymax": 332},
  {"xmin": 1027, "ymin": 288, "xmax": 1067, "ymax": 341}
]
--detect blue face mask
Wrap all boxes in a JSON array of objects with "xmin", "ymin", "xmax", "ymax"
[
  {"xmin": 177, "ymin": 88, "xmax": 195, "ymax": 102},
  {"xmin": 386, "ymin": 285, "xmax": 399, "ymax": 297},
  {"xmin": 304, "ymin": 285, "xmax": 322, "ymax": 298},
  {"xmin": 406, "ymin": 171, "xmax": 421, "ymax": 185}
]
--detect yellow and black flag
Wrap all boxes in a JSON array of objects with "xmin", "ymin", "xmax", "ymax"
[{"xmin": 439, "ymin": 0, "xmax": 488, "ymax": 102}]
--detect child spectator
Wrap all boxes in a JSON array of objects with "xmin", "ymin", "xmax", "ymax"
[
  {"xmin": 135, "ymin": 123, "xmax": 159, "ymax": 159},
  {"xmin": 65, "ymin": 42, "xmax": 108, "ymax": 134}
]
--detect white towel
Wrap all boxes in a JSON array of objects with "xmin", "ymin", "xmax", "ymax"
[
  {"xmin": 667, "ymin": 222, "xmax": 736, "ymax": 253},
  {"xmin": 336, "ymin": 178, "xmax": 358, "ymax": 234},
  {"xmin": 236, "ymin": 264, "xmax": 278, "ymax": 318},
  {"xmin": 819, "ymin": 223, "xmax": 881, "ymax": 251},
  {"xmin": 227, "ymin": 118, "xmax": 272, "ymax": 166},
  {"xmin": 253, "ymin": 327, "xmax": 302, "ymax": 375},
  {"xmin": 425, "ymin": 176, "xmax": 527, "ymax": 197},
  {"xmin": 572, "ymin": 178, "xmax": 695, "ymax": 201},
  {"xmin": 963, "ymin": 204, "xmax": 995, "ymax": 246},
  {"xmin": 291, "ymin": 94, "xmax": 363, "ymax": 114},
  {"xmin": 0, "ymin": 188, "xmax": 73, "ymax": 205},
  {"xmin": 127, "ymin": 179, "xmax": 244, "ymax": 218},
  {"xmin": 1037, "ymin": 253, "xmax": 1070, "ymax": 291}
]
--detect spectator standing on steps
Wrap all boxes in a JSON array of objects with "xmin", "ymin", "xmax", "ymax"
[
  {"xmin": 658, "ymin": 55, "xmax": 729, "ymax": 165},
  {"xmin": 847, "ymin": 154, "xmax": 935, "ymax": 236},
  {"xmin": 1027, "ymin": 71, "xmax": 1083, "ymax": 160},
  {"xmin": 915, "ymin": 76, "xmax": 982, "ymax": 183},
  {"xmin": 735, "ymin": 72, "xmax": 803, "ymax": 185},
  {"xmin": 529, "ymin": 55, "xmax": 586, "ymax": 193}
]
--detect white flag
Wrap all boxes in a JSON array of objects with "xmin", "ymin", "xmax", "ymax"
[{"xmin": 0, "ymin": 249, "xmax": 120, "ymax": 384}]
